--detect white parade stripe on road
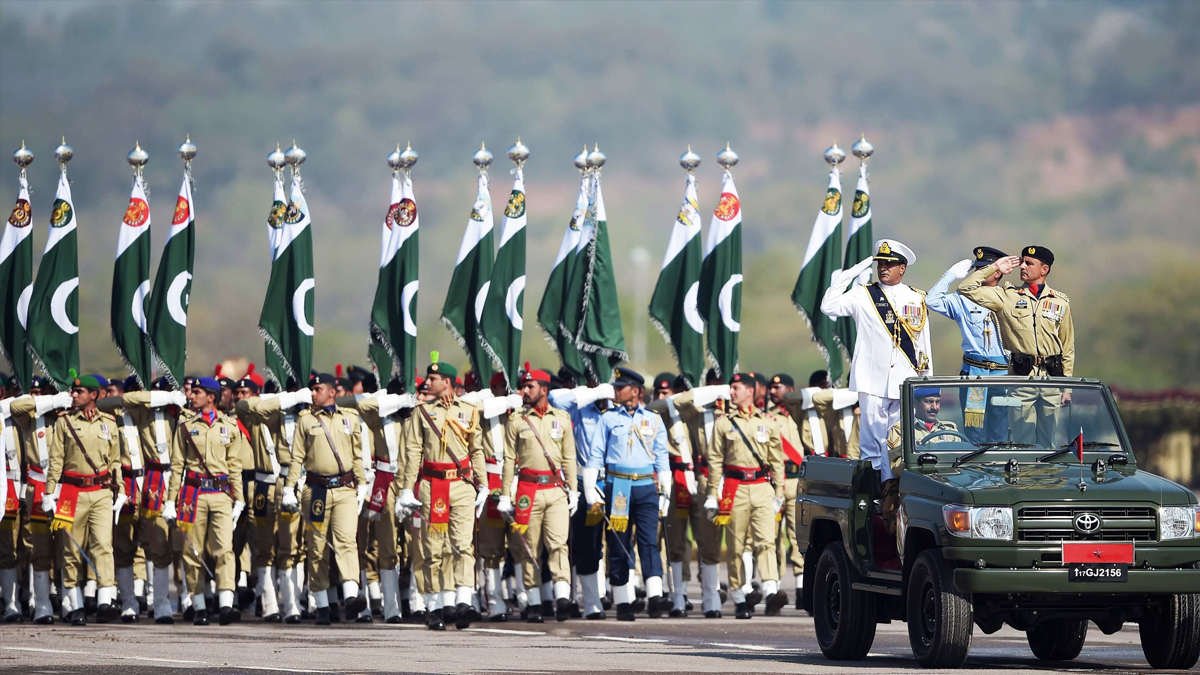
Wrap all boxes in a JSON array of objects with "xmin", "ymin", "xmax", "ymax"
[
  {"xmin": 708, "ymin": 642, "xmax": 786, "ymax": 651},
  {"xmin": 584, "ymin": 635, "xmax": 669, "ymax": 643},
  {"xmin": 3, "ymin": 646, "xmax": 331, "ymax": 672},
  {"xmin": 465, "ymin": 627, "xmax": 547, "ymax": 636}
]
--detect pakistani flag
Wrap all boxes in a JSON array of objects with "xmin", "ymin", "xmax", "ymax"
[
  {"xmin": 570, "ymin": 171, "xmax": 627, "ymax": 381},
  {"xmin": 649, "ymin": 173, "xmax": 704, "ymax": 386},
  {"xmin": 837, "ymin": 162, "xmax": 873, "ymax": 359},
  {"xmin": 479, "ymin": 167, "xmax": 527, "ymax": 389},
  {"xmin": 259, "ymin": 172, "xmax": 314, "ymax": 387},
  {"xmin": 697, "ymin": 171, "xmax": 743, "ymax": 381},
  {"xmin": 111, "ymin": 175, "xmax": 154, "ymax": 386},
  {"xmin": 537, "ymin": 173, "xmax": 588, "ymax": 380},
  {"xmin": 26, "ymin": 169, "xmax": 80, "ymax": 389},
  {"xmin": 368, "ymin": 171, "xmax": 420, "ymax": 391},
  {"xmin": 0, "ymin": 166, "xmax": 34, "ymax": 392},
  {"xmin": 441, "ymin": 171, "xmax": 494, "ymax": 382},
  {"xmin": 791, "ymin": 168, "xmax": 845, "ymax": 384},
  {"xmin": 146, "ymin": 171, "xmax": 196, "ymax": 388}
]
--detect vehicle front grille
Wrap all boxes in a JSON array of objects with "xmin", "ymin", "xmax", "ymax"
[{"xmin": 1016, "ymin": 505, "xmax": 1157, "ymax": 542}]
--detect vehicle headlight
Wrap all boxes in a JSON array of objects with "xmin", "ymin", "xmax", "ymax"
[
  {"xmin": 1159, "ymin": 506, "xmax": 1200, "ymax": 541},
  {"xmin": 943, "ymin": 504, "xmax": 1013, "ymax": 541}
]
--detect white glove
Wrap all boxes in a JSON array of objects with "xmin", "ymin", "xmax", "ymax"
[
  {"xmin": 41, "ymin": 494, "xmax": 57, "ymax": 516},
  {"xmin": 656, "ymin": 470, "xmax": 672, "ymax": 498},
  {"xmin": 773, "ymin": 496, "xmax": 785, "ymax": 514},
  {"xmin": 684, "ymin": 470, "xmax": 697, "ymax": 496},
  {"xmin": 356, "ymin": 484, "xmax": 370, "ymax": 514},
  {"xmin": 364, "ymin": 468, "xmax": 376, "ymax": 489},
  {"xmin": 949, "ymin": 258, "xmax": 974, "ymax": 280},
  {"xmin": 36, "ymin": 393, "xmax": 73, "ymax": 415},
  {"xmin": 582, "ymin": 467, "xmax": 604, "ymax": 506},
  {"xmin": 704, "ymin": 495, "xmax": 719, "ymax": 522},
  {"xmin": 496, "ymin": 495, "xmax": 514, "ymax": 516},
  {"xmin": 280, "ymin": 486, "xmax": 299, "ymax": 513},
  {"xmin": 567, "ymin": 490, "xmax": 579, "ymax": 516},
  {"xmin": 658, "ymin": 493, "xmax": 670, "ymax": 518},
  {"xmin": 474, "ymin": 488, "xmax": 489, "ymax": 517},
  {"xmin": 169, "ymin": 390, "xmax": 188, "ymax": 407},
  {"xmin": 574, "ymin": 384, "xmax": 614, "ymax": 408},
  {"xmin": 851, "ymin": 256, "xmax": 874, "ymax": 275},
  {"xmin": 161, "ymin": 500, "xmax": 177, "ymax": 522},
  {"xmin": 396, "ymin": 488, "xmax": 421, "ymax": 519},
  {"xmin": 692, "ymin": 384, "xmax": 730, "ymax": 409},
  {"xmin": 112, "ymin": 493, "xmax": 128, "ymax": 524},
  {"xmin": 378, "ymin": 393, "xmax": 416, "ymax": 417},
  {"xmin": 231, "ymin": 500, "xmax": 245, "ymax": 523},
  {"xmin": 505, "ymin": 393, "xmax": 524, "ymax": 410}
]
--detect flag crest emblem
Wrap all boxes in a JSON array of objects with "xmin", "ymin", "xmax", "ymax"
[
  {"xmin": 284, "ymin": 202, "xmax": 303, "ymax": 225},
  {"xmin": 268, "ymin": 201, "xmax": 286, "ymax": 228},
  {"xmin": 9, "ymin": 198, "xmax": 30, "ymax": 227},
  {"xmin": 714, "ymin": 192, "xmax": 740, "ymax": 221},
  {"xmin": 852, "ymin": 190, "xmax": 869, "ymax": 218},
  {"xmin": 51, "ymin": 199, "xmax": 73, "ymax": 227},
  {"xmin": 504, "ymin": 190, "xmax": 525, "ymax": 218},
  {"xmin": 822, "ymin": 188, "xmax": 841, "ymax": 216},
  {"xmin": 123, "ymin": 198, "xmax": 150, "ymax": 227},
  {"xmin": 395, "ymin": 198, "xmax": 417, "ymax": 227},
  {"xmin": 172, "ymin": 196, "xmax": 190, "ymax": 225}
]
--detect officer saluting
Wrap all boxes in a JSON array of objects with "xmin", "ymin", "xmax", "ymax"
[
  {"xmin": 821, "ymin": 239, "xmax": 933, "ymax": 482},
  {"xmin": 497, "ymin": 366, "xmax": 577, "ymax": 623},
  {"xmin": 43, "ymin": 374, "xmax": 125, "ymax": 625},
  {"xmin": 927, "ymin": 247, "xmax": 1011, "ymax": 443},
  {"xmin": 281, "ymin": 373, "xmax": 368, "ymax": 625},
  {"xmin": 165, "ymin": 376, "xmax": 246, "ymax": 625},
  {"xmin": 959, "ymin": 246, "xmax": 1075, "ymax": 446}
]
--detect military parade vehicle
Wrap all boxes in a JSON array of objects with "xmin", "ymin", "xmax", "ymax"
[{"xmin": 794, "ymin": 376, "xmax": 1200, "ymax": 669}]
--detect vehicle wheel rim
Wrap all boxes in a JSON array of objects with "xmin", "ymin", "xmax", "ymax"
[
  {"xmin": 827, "ymin": 576, "xmax": 841, "ymax": 629},
  {"xmin": 919, "ymin": 580, "xmax": 936, "ymax": 647}
]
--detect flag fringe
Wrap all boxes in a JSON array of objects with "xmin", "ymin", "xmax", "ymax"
[
  {"xmin": 110, "ymin": 330, "xmax": 147, "ymax": 390},
  {"xmin": 367, "ymin": 320, "xmax": 404, "ymax": 382},
  {"xmin": 258, "ymin": 325, "xmax": 296, "ymax": 387},
  {"xmin": 476, "ymin": 330, "xmax": 511, "ymax": 390},
  {"xmin": 146, "ymin": 333, "xmax": 182, "ymax": 390},
  {"xmin": 26, "ymin": 342, "xmax": 58, "ymax": 389}
]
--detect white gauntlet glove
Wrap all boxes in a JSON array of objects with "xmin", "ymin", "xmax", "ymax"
[
  {"xmin": 280, "ymin": 486, "xmax": 299, "ymax": 513},
  {"xmin": 356, "ymin": 484, "xmax": 370, "ymax": 514},
  {"xmin": 567, "ymin": 490, "xmax": 579, "ymax": 517},
  {"xmin": 396, "ymin": 488, "xmax": 421, "ymax": 520},
  {"xmin": 41, "ymin": 493, "xmax": 57, "ymax": 516},
  {"xmin": 949, "ymin": 258, "xmax": 974, "ymax": 280},
  {"xmin": 656, "ymin": 470, "xmax": 672, "ymax": 518},
  {"xmin": 684, "ymin": 470, "xmax": 697, "ymax": 496},
  {"xmin": 704, "ymin": 495, "xmax": 719, "ymax": 522},
  {"xmin": 112, "ymin": 493, "xmax": 128, "ymax": 524},
  {"xmin": 474, "ymin": 487, "xmax": 489, "ymax": 517},
  {"xmin": 231, "ymin": 500, "xmax": 245, "ymax": 523},
  {"xmin": 773, "ymin": 496, "xmax": 786, "ymax": 514},
  {"xmin": 161, "ymin": 500, "xmax": 177, "ymax": 522},
  {"xmin": 496, "ymin": 495, "xmax": 514, "ymax": 516},
  {"xmin": 582, "ymin": 468, "xmax": 604, "ymax": 506}
]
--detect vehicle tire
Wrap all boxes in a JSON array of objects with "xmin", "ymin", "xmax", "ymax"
[
  {"xmin": 1026, "ymin": 619, "xmax": 1087, "ymax": 660},
  {"xmin": 907, "ymin": 549, "xmax": 973, "ymax": 668},
  {"xmin": 1139, "ymin": 593, "xmax": 1200, "ymax": 670},
  {"xmin": 812, "ymin": 543, "xmax": 876, "ymax": 660}
]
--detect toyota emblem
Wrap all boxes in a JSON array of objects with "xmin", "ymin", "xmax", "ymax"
[{"xmin": 1074, "ymin": 512, "xmax": 1101, "ymax": 535}]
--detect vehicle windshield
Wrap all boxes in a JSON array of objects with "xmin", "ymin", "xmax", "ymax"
[{"xmin": 904, "ymin": 381, "xmax": 1125, "ymax": 459}]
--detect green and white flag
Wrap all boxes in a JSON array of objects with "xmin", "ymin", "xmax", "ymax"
[
  {"xmin": 26, "ymin": 168, "xmax": 80, "ymax": 389},
  {"xmin": 259, "ymin": 171, "xmax": 314, "ymax": 387},
  {"xmin": 0, "ymin": 162, "xmax": 34, "ymax": 392},
  {"xmin": 479, "ymin": 167, "xmax": 527, "ymax": 389},
  {"xmin": 697, "ymin": 171, "xmax": 742, "ymax": 381},
  {"xmin": 570, "ymin": 171, "xmax": 627, "ymax": 381},
  {"xmin": 649, "ymin": 173, "xmax": 705, "ymax": 387},
  {"xmin": 111, "ymin": 174, "xmax": 153, "ymax": 386},
  {"xmin": 441, "ymin": 170, "xmax": 494, "ymax": 382},
  {"xmin": 146, "ymin": 170, "xmax": 196, "ymax": 388},
  {"xmin": 368, "ymin": 171, "xmax": 420, "ymax": 391},
  {"xmin": 791, "ymin": 168, "xmax": 845, "ymax": 384},
  {"xmin": 537, "ymin": 173, "xmax": 588, "ymax": 380},
  {"xmin": 837, "ymin": 162, "xmax": 873, "ymax": 360}
]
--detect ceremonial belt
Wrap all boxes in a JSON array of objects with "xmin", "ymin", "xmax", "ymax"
[
  {"xmin": 417, "ymin": 404, "xmax": 477, "ymax": 488},
  {"xmin": 867, "ymin": 282, "xmax": 920, "ymax": 371},
  {"xmin": 183, "ymin": 471, "xmax": 230, "ymax": 492},
  {"xmin": 1010, "ymin": 352, "xmax": 1064, "ymax": 377},
  {"xmin": 485, "ymin": 461, "xmax": 503, "ymax": 475},
  {"xmin": 422, "ymin": 462, "xmax": 470, "ymax": 481},
  {"xmin": 669, "ymin": 459, "xmax": 694, "ymax": 472},
  {"xmin": 606, "ymin": 469, "xmax": 654, "ymax": 482},
  {"xmin": 146, "ymin": 461, "xmax": 171, "ymax": 471},
  {"xmin": 517, "ymin": 468, "xmax": 562, "ymax": 487},
  {"xmin": 255, "ymin": 466, "xmax": 289, "ymax": 483},
  {"xmin": 722, "ymin": 466, "xmax": 769, "ymax": 482},
  {"xmin": 962, "ymin": 355, "xmax": 1007, "ymax": 371},
  {"xmin": 374, "ymin": 459, "xmax": 398, "ymax": 473},
  {"xmin": 179, "ymin": 420, "xmax": 235, "ymax": 500},
  {"xmin": 60, "ymin": 470, "xmax": 110, "ymax": 489},
  {"xmin": 520, "ymin": 414, "xmax": 569, "ymax": 494},
  {"xmin": 121, "ymin": 465, "xmax": 145, "ymax": 478},
  {"xmin": 63, "ymin": 419, "xmax": 109, "ymax": 484},
  {"xmin": 727, "ymin": 417, "xmax": 775, "ymax": 488},
  {"xmin": 306, "ymin": 471, "xmax": 356, "ymax": 489}
]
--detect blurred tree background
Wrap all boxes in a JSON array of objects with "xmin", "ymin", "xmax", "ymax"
[{"xmin": 1, "ymin": 0, "xmax": 1197, "ymax": 389}]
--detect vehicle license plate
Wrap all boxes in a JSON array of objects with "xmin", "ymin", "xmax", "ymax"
[{"xmin": 1068, "ymin": 563, "xmax": 1128, "ymax": 582}]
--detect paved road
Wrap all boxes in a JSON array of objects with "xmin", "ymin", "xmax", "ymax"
[{"xmin": 0, "ymin": 607, "xmax": 1162, "ymax": 674}]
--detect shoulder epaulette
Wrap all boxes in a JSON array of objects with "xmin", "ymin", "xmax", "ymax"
[{"xmin": 1051, "ymin": 289, "xmax": 1069, "ymax": 302}]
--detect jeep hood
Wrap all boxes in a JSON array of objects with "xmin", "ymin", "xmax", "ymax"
[{"xmin": 919, "ymin": 462, "xmax": 1196, "ymax": 506}]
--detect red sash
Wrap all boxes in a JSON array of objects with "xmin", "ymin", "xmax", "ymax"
[
  {"xmin": 672, "ymin": 468, "xmax": 691, "ymax": 519},
  {"xmin": 27, "ymin": 477, "xmax": 48, "ymax": 530},
  {"xmin": 51, "ymin": 471, "xmax": 108, "ymax": 532},
  {"xmin": 140, "ymin": 466, "xmax": 170, "ymax": 518},
  {"xmin": 368, "ymin": 470, "xmax": 395, "ymax": 514},
  {"xmin": 483, "ymin": 471, "xmax": 504, "ymax": 528},
  {"xmin": 120, "ymin": 465, "xmax": 140, "ymax": 522},
  {"xmin": 511, "ymin": 468, "xmax": 559, "ymax": 534},
  {"xmin": 713, "ymin": 465, "xmax": 766, "ymax": 526},
  {"xmin": 423, "ymin": 461, "xmax": 458, "ymax": 533},
  {"xmin": 3, "ymin": 479, "xmax": 18, "ymax": 519},
  {"xmin": 781, "ymin": 436, "xmax": 804, "ymax": 466}
]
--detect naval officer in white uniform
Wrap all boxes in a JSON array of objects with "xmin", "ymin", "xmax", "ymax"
[{"xmin": 820, "ymin": 239, "xmax": 933, "ymax": 481}]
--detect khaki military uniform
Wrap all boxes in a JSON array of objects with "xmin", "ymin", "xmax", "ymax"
[
  {"xmin": 401, "ymin": 398, "xmax": 485, "ymax": 597},
  {"xmin": 671, "ymin": 391, "xmax": 724, "ymax": 567},
  {"xmin": 236, "ymin": 396, "xmax": 304, "ymax": 573},
  {"xmin": 285, "ymin": 406, "xmax": 364, "ymax": 594},
  {"xmin": 117, "ymin": 393, "xmax": 178, "ymax": 572},
  {"xmin": 708, "ymin": 406, "xmax": 785, "ymax": 594},
  {"xmin": 46, "ymin": 409, "xmax": 124, "ymax": 590},
  {"xmin": 7, "ymin": 397, "xmax": 59, "ymax": 574},
  {"xmin": 476, "ymin": 407, "xmax": 511, "ymax": 569},
  {"xmin": 766, "ymin": 405, "xmax": 804, "ymax": 576},
  {"xmin": 502, "ymin": 406, "xmax": 575, "ymax": 592},
  {"xmin": 168, "ymin": 410, "xmax": 245, "ymax": 596},
  {"xmin": 960, "ymin": 264, "xmax": 1075, "ymax": 448}
]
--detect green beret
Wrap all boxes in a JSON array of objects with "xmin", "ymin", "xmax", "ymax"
[
  {"xmin": 73, "ymin": 374, "xmax": 102, "ymax": 391},
  {"xmin": 427, "ymin": 362, "xmax": 457, "ymax": 379}
]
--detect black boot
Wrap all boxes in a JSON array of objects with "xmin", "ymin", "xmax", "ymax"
[
  {"xmin": 370, "ymin": 597, "xmax": 382, "ymax": 618},
  {"xmin": 555, "ymin": 597, "xmax": 570, "ymax": 622},
  {"xmin": 616, "ymin": 602, "xmax": 635, "ymax": 622},
  {"xmin": 647, "ymin": 595, "xmax": 663, "ymax": 618},
  {"xmin": 426, "ymin": 608, "xmax": 445, "ymax": 630},
  {"xmin": 238, "ymin": 587, "xmax": 256, "ymax": 610},
  {"xmin": 219, "ymin": 606, "xmax": 241, "ymax": 625},
  {"xmin": 585, "ymin": 610, "xmax": 606, "ymax": 620},
  {"xmin": 526, "ymin": 606, "xmax": 544, "ymax": 624},
  {"xmin": 631, "ymin": 596, "xmax": 645, "ymax": 613},
  {"xmin": 137, "ymin": 594, "xmax": 148, "ymax": 615},
  {"xmin": 540, "ymin": 599, "xmax": 554, "ymax": 618},
  {"xmin": 399, "ymin": 598, "xmax": 411, "ymax": 621},
  {"xmin": 704, "ymin": 609, "xmax": 722, "ymax": 619},
  {"xmin": 263, "ymin": 610, "xmax": 282, "ymax": 623},
  {"xmin": 183, "ymin": 605, "xmax": 195, "ymax": 622},
  {"xmin": 764, "ymin": 591, "xmax": 787, "ymax": 616},
  {"xmin": 84, "ymin": 594, "xmax": 97, "ymax": 616},
  {"xmin": 69, "ymin": 609, "xmax": 86, "ymax": 626},
  {"xmin": 193, "ymin": 608, "xmax": 209, "ymax": 626},
  {"xmin": 328, "ymin": 602, "xmax": 340, "ymax": 623},
  {"xmin": 442, "ymin": 602, "xmax": 458, "ymax": 625},
  {"xmin": 97, "ymin": 602, "xmax": 119, "ymax": 623},
  {"xmin": 568, "ymin": 600, "xmax": 582, "ymax": 619},
  {"xmin": 454, "ymin": 602, "xmax": 473, "ymax": 629},
  {"xmin": 284, "ymin": 613, "xmax": 301, "ymax": 624},
  {"xmin": 343, "ymin": 594, "xmax": 367, "ymax": 619},
  {"xmin": 601, "ymin": 594, "xmax": 612, "ymax": 610},
  {"xmin": 408, "ymin": 609, "xmax": 426, "ymax": 625},
  {"xmin": 315, "ymin": 606, "xmax": 330, "ymax": 626},
  {"xmin": 735, "ymin": 602, "xmax": 751, "ymax": 620},
  {"xmin": 465, "ymin": 604, "xmax": 481, "ymax": 623},
  {"xmin": 155, "ymin": 612, "xmax": 175, "ymax": 625},
  {"xmin": 744, "ymin": 585, "xmax": 762, "ymax": 613}
]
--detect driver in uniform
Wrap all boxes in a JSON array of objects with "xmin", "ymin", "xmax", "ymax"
[{"xmin": 882, "ymin": 388, "xmax": 958, "ymax": 533}]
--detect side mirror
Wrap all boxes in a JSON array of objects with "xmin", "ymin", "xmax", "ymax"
[
  {"xmin": 1107, "ymin": 454, "xmax": 1129, "ymax": 467},
  {"xmin": 918, "ymin": 453, "xmax": 939, "ymax": 467}
]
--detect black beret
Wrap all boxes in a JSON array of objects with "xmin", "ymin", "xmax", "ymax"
[
  {"xmin": 1022, "ymin": 245, "xmax": 1054, "ymax": 266},
  {"xmin": 770, "ymin": 373, "xmax": 795, "ymax": 387},
  {"xmin": 309, "ymin": 372, "xmax": 337, "ymax": 386},
  {"xmin": 653, "ymin": 372, "xmax": 675, "ymax": 390}
]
